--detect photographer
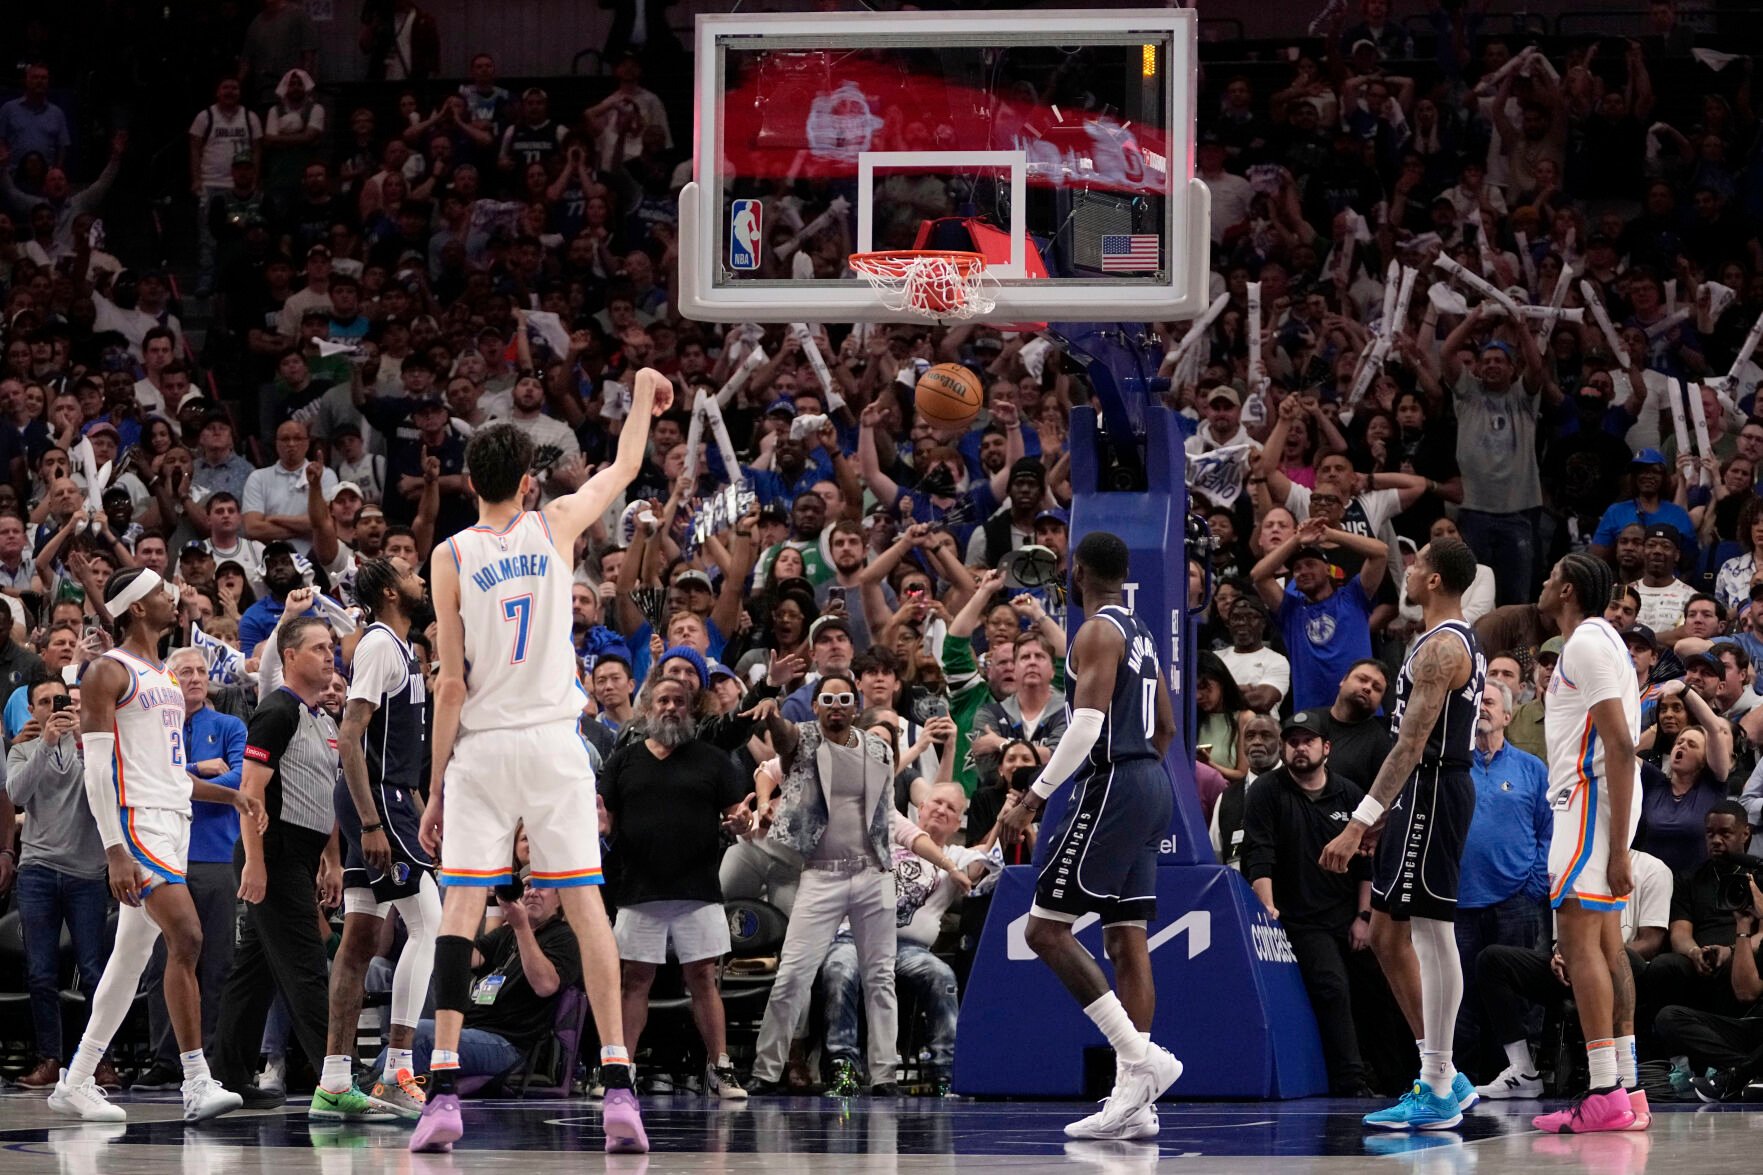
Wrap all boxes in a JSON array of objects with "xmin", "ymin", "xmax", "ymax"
[
  {"xmin": 5, "ymin": 676, "xmax": 118, "ymax": 1091},
  {"xmin": 1654, "ymin": 870, "xmax": 1763, "ymax": 1101},
  {"xmin": 1641, "ymin": 803, "xmax": 1763, "ymax": 1020}
]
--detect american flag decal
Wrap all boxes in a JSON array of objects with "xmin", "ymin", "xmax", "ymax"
[{"xmin": 1100, "ymin": 234, "xmax": 1160, "ymax": 271}]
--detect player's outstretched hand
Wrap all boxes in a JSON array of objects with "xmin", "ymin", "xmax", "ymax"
[
  {"xmin": 1319, "ymin": 822, "xmax": 1365, "ymax": 874},
  {"xmin": 635, "ymin": 367, "xmax": 674, "ymax": 415},
  {"xmin": 419, "ymin": 792, "xmax": 445, "ymax": 858}
]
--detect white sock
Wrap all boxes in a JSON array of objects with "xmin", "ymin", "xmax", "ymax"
[
  {"xmin": 1083, "ymin": 993, "xmax": 1148, "ymax": 1065},
  {"xmin": 1503, "ymin": 1041, "xmax": 1533, "ymax": 1075},
  {"xmin": 321, "ymin": 1055, "xmax": 354, "ymax": 1094},
  {"xmin": 1420, "ymin": 1050, "xmax": 1454, "ymax": 1097},
  {"xmin": 67, "ymin": 1039, "xmax": 106, "ymax": 1085},
  {"xmin": 1411, "ymin": 917, "xmax": 1464, "ymax": 1098},
  {"xmin": 180, "ymin": 1050, "xmax": 210, "ymax": 1084},
  {"xmin": 1587, "ymin": 1040, "xmax": 1618, "ymax": 1090},
  {"xmin": 384, "ymin": 1047, "xmax": 415, "ymax": 1081},
  {"xmin": 1616, "ymin": 1035, "xmax": 1638, "ymax": 1089},
  {"xmin": 431, "ymin": 1049, "xmax": 460, "ymax": 1070}
]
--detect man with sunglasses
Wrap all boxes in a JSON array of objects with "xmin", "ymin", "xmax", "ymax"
[{"xmin": 745, "ymin": 672, "xmax": 973, "ymax": 1096}]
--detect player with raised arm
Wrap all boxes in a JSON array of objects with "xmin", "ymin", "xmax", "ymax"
[
  {"xmin": 1531, "ymin": 554, "xmax": 1645, "ymax": 1134},
  {"xmin": 995, "ymin": 531, "xmax": 1182, "ymax": 1141},
  {"xmin": 1321, "ymin": 537, "xmax": 1485, "ymax": 1131},
  {"xmin": 411, "ymin": 368, "xmax": 672, "ymax": 1154},
  {"xmin": 313, "ymin": 556, "xmax": 439, "ymax": 1122},
  {"xmin": 49, "ymin": 568, "xmax": 265, "ymax": 1124}
]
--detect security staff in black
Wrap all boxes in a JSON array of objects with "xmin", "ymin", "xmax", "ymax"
[{"xmin": 1242, "ymin": 709, "xmax": 1378, "ymax": 1095}]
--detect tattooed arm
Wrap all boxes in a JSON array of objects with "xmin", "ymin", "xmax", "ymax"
[{"xmin": 1319, "ymin": 633, "xmax": 1469, "ymax": 873}]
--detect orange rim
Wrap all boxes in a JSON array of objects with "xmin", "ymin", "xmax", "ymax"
[{"xmin": 848, "ymin": 250, "xmax": 988, "ymax": 278}]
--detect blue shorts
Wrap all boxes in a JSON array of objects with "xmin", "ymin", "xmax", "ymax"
[
  {"xmin": 334, "ymin": 778, "xmax": 432, "ymax": 902},
  {"xmin": 1369, "ymin": 766, "xmax": 1474, "ymax": 923},
  {"xmin": 1033, "ymin": 757, "xmax": 1173, "ymax": 925}
]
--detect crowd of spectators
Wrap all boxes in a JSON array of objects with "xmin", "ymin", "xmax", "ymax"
[{"xmin": 0, "ymin": 0, "xmax": 1760, "ymax": 1102}]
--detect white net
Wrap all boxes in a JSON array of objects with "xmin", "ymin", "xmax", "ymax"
[{"xmin": 848, "ymin": 251, "xmax": 996, "ymax": 321}]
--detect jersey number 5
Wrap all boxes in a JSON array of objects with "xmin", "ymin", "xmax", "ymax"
[{"xmin": 502, "ymin": 595, "xmax": 534, "ymax": 663}]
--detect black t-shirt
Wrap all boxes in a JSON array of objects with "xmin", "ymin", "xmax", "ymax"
[
  {"xmin": 1670, "ymin": 856, "xmax": 1760, "ymax": 948},
  {"xmin": 467, "ymin": 918, "xmax": 582, "ymax": 1047},
  {"xmin": 601, "ymin": 738, "xmax": 746, "ymax": 906},
  {"xmin": 1318, "ymin": 709, "xmax": 1394, "ymax": 793}
]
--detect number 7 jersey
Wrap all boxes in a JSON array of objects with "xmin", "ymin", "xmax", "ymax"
[{"xmin": 444, "ymin": 511, "xmax": 586, "ymax": 733}]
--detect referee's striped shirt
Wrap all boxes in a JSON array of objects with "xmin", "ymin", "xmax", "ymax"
[{"xmin": 244, "ymin": 687, "xmax": 340, "ymax": 835}]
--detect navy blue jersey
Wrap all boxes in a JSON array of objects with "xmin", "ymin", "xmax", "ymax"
[
  {"xmin": 1071, "ymin": 604, "xmax": 1165, "ymax": 767},
  {"xmin": 351, "ymin": 624, "xmax": 429, "ymax": 790},
  {"xmin": 1388, "ymin": 618, "xmax": 1485, "ymax": 771}
]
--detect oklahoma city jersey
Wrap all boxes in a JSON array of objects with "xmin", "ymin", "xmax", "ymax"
[
  {"xmin": 1543, "ymin": 618, "xmax": 1641, "ymax": 816},
  {"xmin": 106, "ymin": 648, "xmax": 189, "ymax": 810},
  {"xmin": 446, "ymin": 510, "xmax": 583, "ymax": 732}
]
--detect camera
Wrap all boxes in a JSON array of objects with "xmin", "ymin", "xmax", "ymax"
[{"xmin": 1712, "ymin": 854, "xmax": 1763, "ymax": 913}]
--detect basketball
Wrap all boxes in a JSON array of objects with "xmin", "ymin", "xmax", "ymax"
[{"xmin": 915, "ymin": 363, "xmax": 984, "ymax": 429}]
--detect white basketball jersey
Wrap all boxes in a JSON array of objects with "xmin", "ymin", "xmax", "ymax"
[
  {"xmin": 105, "ymin": 649, "xmax": 190, "ymax": 812},
  {"xmin": 445, "ymin": 510, "xmax": 585, "ymax": 732},
  {"xmin": 1543, "ymin": 617, "xmax": 1641, "ymax": 809}
]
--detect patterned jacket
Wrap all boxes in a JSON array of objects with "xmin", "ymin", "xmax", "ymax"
[{"xmin": 766, "ymin": 721, "xmax": 923, "ymax": 865}]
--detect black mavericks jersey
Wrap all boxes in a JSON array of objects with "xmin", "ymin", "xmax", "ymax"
[
  {"xmin": 1072, "ymin": 605, "xmax": 1165, "ymax": 769},
  {"xmin": 1388, "ymin": 618, "xmax": 1484, "ymax": 771},
  {"xmin": 359, "ymin": 624, "xmax": 429, "ymax": 790}
]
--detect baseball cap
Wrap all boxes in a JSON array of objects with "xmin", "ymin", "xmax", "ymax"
[
  {"xmin": 1622, "ymin": 624, "xmax": 1658, "ymax": 651},
  {"xmin": 326, "ymin": 481, "xmax": 364, "ymax": 504},
  {"xmin": 1536, "ymin": 636, "xmax": 1565, "ymax": 662},
  {"xmin": 1632, "ymin": 448, "xmax": 1667, "ymax": 466},
  {"xmin": 306, "ymin": 243, "xmax": 331, "ymax": 259},
  {"xmin": 764, "ymin": 399, "xmax": 797, "ymax": 418},
  {"xmin": 1479, "ymin": 340, "xmax": 1515, "ymax": 360},
  {"xmin": 1683, "ymin": 650, "xmax": 1721, "ymax": 674},
  {"xmin": 180, "ymin": 541, "xmax": 213, "ymax": 559},
  {"xmin": 809, "ymin": 615, "xmax": 852, "ymax": 644},
  {"xmin": 1282, "ymin": 710, "xmax": 1330, "ymax": 739},
  {"xmin": 1207, "ymin": 386, "xmax": 1241, "ymax": 407},
  {"xmin": 1009, "ymin": 457, "xmax": 1046, "ymax": 485},
  {"xmin": 84, "ymin": 420, "xmax": 120, "ymax": 440},
  {"xmin": 706, "ymin": 659, "xmax": 739, "ymax": 684},
  {"xmin": 1291, "ymin": 544, "xmax": 1332, "ymax": 567},
  {"xmin": 1643, "ymin": 522, "xmax": 1681, "ymax": 544},
  {"xmin": 756, "ymin": 502, "xmax": 789, "ymax": 525},
  {"xmin": 1034, "ymin": 506, "xmax": 1070, "ymax": 528},
  {"xmin": 673, "ymin": 568, "xmax": 713, "ymax": 593},
  {"xmin": 411, "ymin": 393, "xmax": 448, "ymax": 412},
  {"xmin": 1351, "ymin": 38, "xmax": 1378, "ymax": 54},
  {"xmin": 261, "ymin": 540, "xmax": 299, "ymax": 560}
]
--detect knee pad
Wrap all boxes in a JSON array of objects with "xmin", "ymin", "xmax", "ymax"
[{"xmin": 433, "ymin": 935, "xmax": 475, "ymax": 1013}]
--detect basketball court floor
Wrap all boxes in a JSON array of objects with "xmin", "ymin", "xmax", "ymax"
[{"xmin": 0, "ymin": 1091, "xmax": 1752, "ymax": 1175}]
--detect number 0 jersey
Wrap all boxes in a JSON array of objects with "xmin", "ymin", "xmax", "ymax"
[
  {"xmin": 105, "ymin": 648, "xmax": 190, "ymax": 811},
  {"xmin": 1069, "ymin": 604, "xmax": 1164, "ymax": 768},
  {"xmin": 445, "ymin": 510, "xmax": 585, "ymax": 733}
]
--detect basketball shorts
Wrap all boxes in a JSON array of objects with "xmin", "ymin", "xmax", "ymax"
[
  {"xmin": 440, "ymin": 718, "xmax": 603, "ymax": 889},
  {"xmin": 614, "ymin": 900, "xmax": 732, "ymax": 965},
  {"xmin": 1032, "ymin": 757, "xmax": 1173, "ymax": 926},
  {"xmin": 1548, "ymin": 772, "xmax": 1641, "ymax": 912},
  {"xmin": 121, "ymin": 805, "xmax": 190, "ymax": 892},
  {"xmin": 335, "ymin": 777, "xmax": 432, "ymax": 902},
  {"xmin": 1370, "ymin": 767, "xmax": 1474, "ymax": 922}
]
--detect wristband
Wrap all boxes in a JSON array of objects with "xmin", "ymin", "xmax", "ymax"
[
  {"xmin": 361, "ymin": 822, "xmax": 384, "ymax": 834},
  {"xmin": 1351, "ymin": 796, "xmax": 1384, "ymax": 827}
]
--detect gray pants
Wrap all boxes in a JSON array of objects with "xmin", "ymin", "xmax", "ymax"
[
  {"xmin": 143, "ymin": 860, "xmax": 238, "ymax": 1065},
  {"xmin": 751, "ymin": 868, "xmax": 896, "ymax": 1085},
  {"xmin": 719, "ymin": 838, "xmax": 804, "ymax": 915}
]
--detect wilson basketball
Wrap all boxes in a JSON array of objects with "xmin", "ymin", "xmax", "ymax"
[{"xmin": 915, "ymin": 363, "xmax": 984, "ymax": 429}]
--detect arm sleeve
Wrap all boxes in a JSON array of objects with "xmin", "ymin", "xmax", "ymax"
[
  {"xmin": 81, "ymin": 731, "xmax": 125, "ymax": 849},
  {"xmin": 244, "ymin": 699, "xmax": 298, "ymax": 770},
  {"xmin": 1030, "ymin": 708, "xmax": 1105, "ymax": 800}
]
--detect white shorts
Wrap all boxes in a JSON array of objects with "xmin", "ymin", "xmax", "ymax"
[
  {"xmin": 440, "ymin": 719, "xmax": 603, "ymax": 889},
  {"xmin": 614, "ymin": 900, "xmax": 732, "ymax": 964},
  {"xmin": 1548, "ymin": 774, "xmax": 1641, "ymax": 913},
  {"xmin": 121, "ymin": 805, "xmax": 191, "ymax": 892}
]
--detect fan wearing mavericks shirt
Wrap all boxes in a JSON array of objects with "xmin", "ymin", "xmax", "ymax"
[{"xmin": 1251, "ymin": 517, "xmax": 1391, "ymax": 713}]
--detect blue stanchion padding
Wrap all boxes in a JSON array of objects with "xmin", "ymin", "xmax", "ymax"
[{"xmin": 953, "ymin": 864, "xmax": 1328, "ymax": 1098}]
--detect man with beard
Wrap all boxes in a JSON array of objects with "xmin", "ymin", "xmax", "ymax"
[
  {"xmin": 968, "ymin": 458, "xmax": 1049, "ymax": 568},
  {"xmin": 1252, "ymin": 517, "xmax": 1389, "ymax": 712},
  {"xmin": 1590, "ymin": 452, "xmax": 1694, "ymax": 564},
  {"xmin": 817, "ymin": 520, "xmax": 892, "ymax": 651},
  {"xmin": 758, "ymin": 491, "xmax": 831, "ymax": 588},
  {"xmin": 1611, "ymin": 523, "xmax": 1647, "ymax": 588},
  {"xmin": 1217, "ymin": 597, "xmax": 1290, "ymax": 713},
  {"xmin": 1212, "ymin": 712, "xmax": 1283, "ymax": 869},
  {"xmin": 315, "ymin": 558, "xmax": 439, "ymax": 1122},
  {"xmin": 1632, "ymin": 523, "xmax": 1697, "ymax": 634},
  {"xmin": 742, "ymin": 403, "xmax": 835, "ymax": 508},
  {"xmin": 1317, "ymin": 660, "xmax": 1395, "ymax": 792},
  {"xmin": 601, "ymin": 676, "xmax": 753, "ymax": 1099},
  {"xmin": 238, "ymin": 541, "xmax": 317, "ymax": 656},
  {"xmin": 1243, "ymin": 710, "xmax": 1377, "ymax": 1096}
]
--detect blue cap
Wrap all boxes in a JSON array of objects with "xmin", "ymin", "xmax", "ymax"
[
  {"xmin": 658, "ymin": 645, "xmax": 709, "ymax": 689},
  {"xmin": 1034, "ymin": 507, "xmax": 1070, "ymax": 528},
  {"xmin": 764, "ymin": 398, "xmax": 796, "ymax": 418},
  {"xmin": 1633, "ymin": 448, "xmax": 1667, "ymax": 466},
  {"xmin": 1479, "ymin": 340, "xmax": 1515, "ymax": 360}
]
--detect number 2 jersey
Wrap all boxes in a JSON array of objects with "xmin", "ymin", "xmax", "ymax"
[
  {"xmin": 444, "ymin": 510, "xmax": 585, "ymax": 734},
  {"xmin": 1070, "ymin": 604, "xmax": 1164, "ymax": 770},
  {"xmin": 106, "ymin": 648, "xmax": 189, "ymax": 811}
]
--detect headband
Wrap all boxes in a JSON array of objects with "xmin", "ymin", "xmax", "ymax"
[{"xmin": 107, "ymin": 569, "xmax": 176, "ymax": 613}]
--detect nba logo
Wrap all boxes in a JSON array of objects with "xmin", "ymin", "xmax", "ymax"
[{"xmin": 729, "ymin": 199, "xmax": 762, "ymax": 271}]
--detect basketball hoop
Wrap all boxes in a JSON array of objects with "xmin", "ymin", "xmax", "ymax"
[{"xmin": 848, "ymin": 250, "xmax": 996, "ymax": 321}]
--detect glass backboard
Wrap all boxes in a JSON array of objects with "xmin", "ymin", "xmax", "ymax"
[{"xmin": 677, "ymin": 9, "xmax": 1210, "ymax": 324}]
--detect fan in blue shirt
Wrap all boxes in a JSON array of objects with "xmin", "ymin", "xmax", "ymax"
[{"xmin": 1588, "ymin": 450, "xmax": 1696, "ymax": 559}]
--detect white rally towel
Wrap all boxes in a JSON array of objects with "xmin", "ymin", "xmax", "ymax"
[
  {"xmin": 1186, "ymin": 443, "xmax": 1256, "ymax": 509},
  {"xmin": 190, "ymin": 621, "xmax": 247, "ymax": 687}
]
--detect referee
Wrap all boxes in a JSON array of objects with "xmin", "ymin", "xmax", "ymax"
[{"xmin": 213, "ymin": 603, "xmax": 345, "ymax": 1106}]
